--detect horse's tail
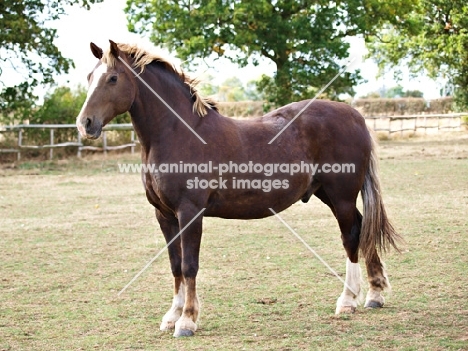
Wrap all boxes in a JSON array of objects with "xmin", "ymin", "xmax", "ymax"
[{"xmin": 360, "ymin": 136, "xmax": 402, "ymax": 261}]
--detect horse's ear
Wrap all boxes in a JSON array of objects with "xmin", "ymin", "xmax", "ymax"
[
  {"xmin": 90, "ymin": 42, "xmax": 103, "ymax": 59},
  {"xmin": 109, "ymin": 40, "xmax": 120, "ymax": 58}
]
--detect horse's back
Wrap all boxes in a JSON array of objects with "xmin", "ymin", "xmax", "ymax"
[
  {"xmin": 263, "ymin": 99, "xmax": 367, "ymax": 133},
  {"xmin": 261, "ymin": 99, "xmax": 371, "ymax": 157}
]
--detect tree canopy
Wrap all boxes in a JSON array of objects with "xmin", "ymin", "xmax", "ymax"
[
  {"xmin": 30, "ymin": 86, "xmax": 87, "ymax": 125},
  {"xmin": 125, "ymin": 0, "xmax": 413, "ymax": 107},
  {"xmin": 367, "ymin": 0, "xmax": 468, "ymax": 109},
  {"xmin": 198, "ymin": 75, "xmax": 264, "ymax": 102},
  {"xmin": 0, "ymin": 0, "xmax": 103, "ymax": 123},
  {"xmin": 360, "ymin": 85, "xmax": 424, "ymax": 99},
  {"xmin": 31, "ymin": 85, "xmax": 130, "ymax": 125}
]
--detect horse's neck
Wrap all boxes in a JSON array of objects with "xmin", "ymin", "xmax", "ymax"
[{"xmin": 128, "ymin": 66, "xmax": 197, "ymax": 155}]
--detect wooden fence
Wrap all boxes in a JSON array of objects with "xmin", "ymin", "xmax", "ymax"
[
  {"xmin": 0, "ymin": 113, "xmax": 466, "ymax": 160},
  {"xmin": 0, "ymin": 124, "xmax": 136, "ymax": 161},
  {"xmin": 365, "ymin": 113, "xmax": 467, "ymax": 136}
]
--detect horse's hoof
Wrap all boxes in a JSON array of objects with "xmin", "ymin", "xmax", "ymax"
[
  {"xmin": 336, "ymin": 306, "xmax": 356, "ymax": 314},
  {"xmin": 173, "ymin": 329, "xmax": 195, "ymax": 337},
  {"xmin": 365, "ymin": 300, "xmax": 384, "ymax": 308}
]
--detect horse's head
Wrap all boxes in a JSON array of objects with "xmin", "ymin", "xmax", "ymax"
[{"xmin": 76, "ymin": 40, "xmax": 136, "ymax": 139}]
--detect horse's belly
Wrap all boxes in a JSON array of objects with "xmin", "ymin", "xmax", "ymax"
[{"xmin": 204, "ymin": 186, "xmax": 305, "ymax": 219}]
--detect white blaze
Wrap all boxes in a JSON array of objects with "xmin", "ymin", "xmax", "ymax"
[{"xmin": 76, "ymin": 63, "xmax": 108, "ymax": 126}]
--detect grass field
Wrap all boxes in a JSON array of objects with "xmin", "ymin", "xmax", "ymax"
[{"xmin": 1, "ymin": 133, "xmax": 467, "ymax": 350}]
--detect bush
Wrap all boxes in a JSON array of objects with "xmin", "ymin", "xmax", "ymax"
[
  {"xmin": 352, "ymin": 97, "xmax": 454, "ymax": 116},
  {"xmin": 217, "ymin": 101, "xmax": 265, "ymax": 118}
]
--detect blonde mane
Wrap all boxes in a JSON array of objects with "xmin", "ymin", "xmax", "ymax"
[{"xmin": 102, "ymin": 43, "xmax": 217, "ymax": 117}]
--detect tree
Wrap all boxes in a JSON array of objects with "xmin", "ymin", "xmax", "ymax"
[
  {"xmin": 31, "ymin": 86, "xmax": 87, "ymax": 125},
  {"xmin": 32, "ymin": 85, "xmax": 130, "ymax": 125},
  {"xmin": 218, "ymin": 77, "xmax": 249, "ymax": 101},
  {"xmin": 198, "ymin": 75, "xmax": 264, "ymax": 102},
  {"xmin": 360, "ymin": 85, "xmax": 424, "ymax": 99},
  {"xmin": 404, "ymin": 89, "xmax": 423, "ymax": 98},
  {"xmin": 0, "ymin": 0, "xmax": 103, "ymax": 123},
  {"xmin": 360, "ymin": 91, "xmax": 382, "ymax": 99},
  {"xmin": 125, "ymin": 0, "xmax": 413, "ymax": 107},
  {"xmin": 198, "ymin": 74, "xmax": 219, "ymax": 97},
  {"xmin": 367, "ymin": 0, "xmax": 468, "ymax": 109},
  {"xmin": 244, "ymin": 79, "xmax": 264, "ymax": 101},
  {"xmin": 26, "ymin": 85, "xmax": 87, "ymax": 142},
  {"xmin": 385, "ymin": 85, "xmax": 405, "ymax": 98}
]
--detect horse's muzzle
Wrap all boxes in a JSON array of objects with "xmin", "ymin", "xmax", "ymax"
[{"xmin": 77, "ymin": 116, "xmax": 102, "ymax": 140}]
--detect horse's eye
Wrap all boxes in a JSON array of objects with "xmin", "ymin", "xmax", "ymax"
[{"xmin": 109, "ymin": 75, "xmax": 118, "ymax": 83}]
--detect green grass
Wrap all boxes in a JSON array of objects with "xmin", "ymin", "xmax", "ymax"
[{"xmin": 1, "ymin": 133, "xmax": 467, "ymax": 350}]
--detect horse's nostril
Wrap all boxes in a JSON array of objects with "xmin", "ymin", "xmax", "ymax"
[{"xmin": 85, "ymin": 118, "xmax": 92, "ymax": 130}]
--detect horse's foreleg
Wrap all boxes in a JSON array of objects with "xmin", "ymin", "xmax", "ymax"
[
  {"xmin": 174, "ymin": 276, "xmax": 199, "ymax": 337},
  {"xmin": 155, "ymin": 210, "xmax": 184, "ymax": 331},
  {"xmin": 173, "ymin": 207, "xmax": 203, "ymax": 337},
  {"xmin": 160, "ymin": 277, "xmax": 185, "ymax": 331},
  {"xmin": 364, "ymin": 253, "xmax": 390, "ymax": 308}
]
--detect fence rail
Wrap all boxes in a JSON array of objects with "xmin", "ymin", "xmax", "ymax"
[
  {"xmin": 364, "ymin": 113, "xmax": 467, "ymax": 136},
  {"xmin": 0, "ymin": 123, "xmax": 136, "ymax": 160},
  {"xmin": 0, "ymin": 113, "xmax": 466, "ymax": 160}
]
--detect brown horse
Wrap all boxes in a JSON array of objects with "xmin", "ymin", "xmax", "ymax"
[{"xmin": 76, "ymin": 40, "xmax": 400, "ymax": 337}]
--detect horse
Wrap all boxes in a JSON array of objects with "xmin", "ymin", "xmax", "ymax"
[{"xmin": 76, "ymin": 40, "xmax": 400, "ymax": 337}]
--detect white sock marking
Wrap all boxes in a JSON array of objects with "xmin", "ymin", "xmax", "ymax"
[
  {"xmin": 336, "ymin": 258, "xmax": 363, "ymax": 314},
  {"xmin": 160, "ymin": 282, "xmax": 185, "ymax": 330}
]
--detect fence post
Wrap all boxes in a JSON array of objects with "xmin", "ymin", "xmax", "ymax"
[
  {"xmin": 77, "ymin": 132, "xmax": 82, "ymax": 158},
  {"xmin": 17, "ymin": 129, "xmax": 22, "ymax": 161},
  {"xmin": 103, "ymin": 131, "xmax": 107, "ymax": 155},
  {"xmin": 131, "ymin": 130, "xmax": 135, "ymax": 154},
  {"xmin": 50, "ymin": 129, "xmax": 54, "ymax": 160}
]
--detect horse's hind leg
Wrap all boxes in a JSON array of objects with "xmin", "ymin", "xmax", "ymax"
[
  {"xmin": 314, "ymin": 187, "xmax": 363, "ymax": 314},
  {"xmin": 364, "ymin": 251, "xmax": 390, "ymax": 308},
  {"xmin": 155, "ymin": 209, "xmax": 185, "ymax": 332}
]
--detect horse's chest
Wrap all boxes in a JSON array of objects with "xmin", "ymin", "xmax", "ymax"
[{"xmin": 142, "ymin": 171, "xmax": 173, "ymax": 213}]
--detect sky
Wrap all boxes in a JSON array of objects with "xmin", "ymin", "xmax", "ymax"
[{"xmin": 6, "ymin": 0, "xmax": 446, "ymax": 100}]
